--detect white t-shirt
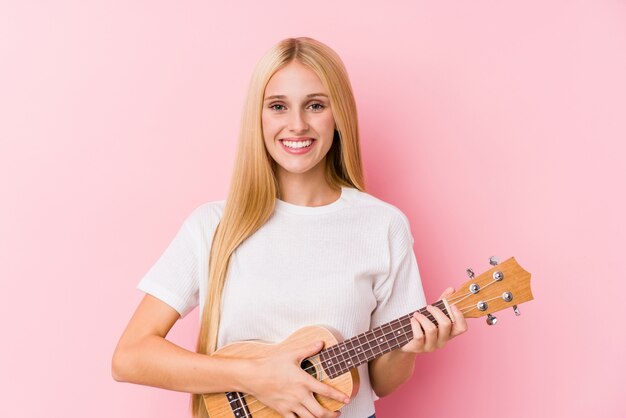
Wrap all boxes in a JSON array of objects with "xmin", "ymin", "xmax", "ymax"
[{"xmin": 137, "ymin": 186, "xmax": 427, "ymax": 418}]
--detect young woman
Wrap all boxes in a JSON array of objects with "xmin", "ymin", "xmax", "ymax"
[{"xmin": 112, "ymin": 37, "xmax": 467, "ymax": 418}]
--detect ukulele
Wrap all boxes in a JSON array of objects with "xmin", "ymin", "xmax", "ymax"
[{"xmin": 202, "ymin": 256, "xmax": 533, "ymax": 417}]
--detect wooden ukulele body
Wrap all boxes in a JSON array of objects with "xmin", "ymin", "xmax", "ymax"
[{"xmin": 203, "ymin": 325, "xmax": 360, "ymax": 418}]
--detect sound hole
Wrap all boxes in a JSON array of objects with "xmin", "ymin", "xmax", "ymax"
[{"xmin": 301, "ymin": 358, "xmax": 318, "ymax": 380}]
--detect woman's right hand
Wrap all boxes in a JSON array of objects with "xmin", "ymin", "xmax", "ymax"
[{"xmin": 240, "ymin": 340, "xmax": 349, "ymax": 418}]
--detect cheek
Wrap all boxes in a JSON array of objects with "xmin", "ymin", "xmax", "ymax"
[
  {"xmin": 261, "ymin": 114, "xmax": 278, "ymax": 139},
  {"xmin": 321, "ymin": 112, "xmax": 336, "ymax": 133}
]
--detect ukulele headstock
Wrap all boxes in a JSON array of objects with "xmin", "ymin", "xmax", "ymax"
[{"xmin": 448, "ymin": 257, "xmax": 533, "ymax": 324}]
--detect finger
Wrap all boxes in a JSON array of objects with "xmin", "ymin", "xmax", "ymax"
[
  {"xmin": 450, "ymin": 304, "xmax": 468, "ymax": 337},
  {"xmin": 293, "ymin": 404, "xmax": 315, "ymax": 418},
  {"xmin": 406, "ymin": 315, "xmax": 425, "ymax": 352},
  {"xmin": 302, "ymin": 393, "xmax": 341, "ymax": 418},
  {"xmin": 297, "ymin": 340, "xmax": 325, "ymax": 360},
  {"xmin": 413, "ymin": 310, "xmax": 438, "ymax": 352},
  {"xmin": 309, "ymin": 379, "xmax": 351, "ymax": 405},
  {"xmin": 439, "ymin": 286, "xmax": 454, "ymax": 299},
  {"xmin": 426, "ymin": 305, "xmax": 452, "ymax": 348}
]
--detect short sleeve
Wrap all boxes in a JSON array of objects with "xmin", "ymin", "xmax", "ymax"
[
  {"xmin": 370, "ymin": 213, "xmax": 427, "ymax": 329},
  {"xmin": 136, "ymin": 210, "xmax": 201, "ymax": 318}
]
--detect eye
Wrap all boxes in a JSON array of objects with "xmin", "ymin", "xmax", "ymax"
[
  {"xmin": 269, "ymin": 103, "xmax": 286, "ymax": 111},
  {"xmin": 309, "ymin": 102, "xmax": 325, "ymax": 111}
]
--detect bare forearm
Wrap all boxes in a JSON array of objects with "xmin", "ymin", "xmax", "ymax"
[
  {"xmin": 368, "ymin": 350, "xmax": 417, "ymax": 397},
  {"xmin": 112, "ymin": 335, "xmax": 247, "ymax": 394}
]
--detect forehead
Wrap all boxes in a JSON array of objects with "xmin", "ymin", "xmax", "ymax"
[{"xmin": 264, "ymin": 61, "xmax": 328, "ymax": 98}]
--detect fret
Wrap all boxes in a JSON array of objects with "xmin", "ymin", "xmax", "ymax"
[
  {"xmin": 226, "ymin": 391, "xmax": 250, "ymax": 418},
  {"xmin": 384, "ymin": 321, "xmax": 397, "ymax": 352},
  {"xmin": 353, "ymin": 334, "xmax": 367, "ymax": 364},
  {"xmin": 366, "ymin": 331, "xmax": 381, "ymax": 362},
  {"xmin": 353, "ymin": 336, "xmax": 367, "ymax": 364},
  {"xmin": 361, "ymin": 331, "xmax": 375, "ymax": 363},
  {"xmin": 381, "ymin": 323, "xmax": 394, "ymax": 352},
  {"xmin": 319, "ymin": 350, "xmax": 330, "ymax": 376},
  {"xmin": 358, "ymin": 334, "xmax": 374, "ymax": 361},
  {"xmin": 337, "ymin": 342, "xmax": 349, "ymax": 366},
  {"xmin": 341, "ymin": 340, "xmax": 355, "ymax": 370},
  {"xmin": 320, "ymin": 348, "xmax": 339, "ymax": 377},
  {"xmin": 345, "ymin": 340, "xmax": 359, "ymax": 368},
  {"xmin": 399, "ymin": 313, "xmax": 413, "ymax": 342},
  {"xmin": 375, "ymin": 329, "xmax": 389, "ymax": 356},
  {"xmin": 332, "ymin": 343, "xmax": 347, "ymax": 374},
  {"xmin": 402, "ymin": 315, "xmax": 414, "ymax": 344},
  {"xmin": 390, "ymin": 317, "xmax": 408, "ymax": 349},
  {"xmin": 370, "ymin": 329, "xmax": 384, "ymax": 357},
  {"xmin": 332, "ymin": 344, "xmax": 346, "ymax": 374}
]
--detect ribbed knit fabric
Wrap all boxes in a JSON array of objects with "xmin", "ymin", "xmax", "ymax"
[{"xmin": 137, "ymin": 186, "xmax": 427, "ymax": 418}]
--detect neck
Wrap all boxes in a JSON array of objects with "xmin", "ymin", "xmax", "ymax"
[{"xmin": 277, "ymin": 172, "xmax": 339, "ymax": 207}]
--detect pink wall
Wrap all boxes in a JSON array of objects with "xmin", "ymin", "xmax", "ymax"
[{"xmin": 1, "ymin": 1, "xmax": 624, "ymax": 417}]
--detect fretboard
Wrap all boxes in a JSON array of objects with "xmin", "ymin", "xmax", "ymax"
[{"xmin": 317, "ymin": 300, "xmax": 450, "ymax": 379}]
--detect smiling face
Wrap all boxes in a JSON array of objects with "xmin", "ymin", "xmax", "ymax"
[{"xmin": 261, "ymin": 60, "xmax": 336, "ymax": 184}]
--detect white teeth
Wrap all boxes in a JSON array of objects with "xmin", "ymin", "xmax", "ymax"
[{"xmin": 283, "ymin": 140, "xmax": 312, "ymax": 149}]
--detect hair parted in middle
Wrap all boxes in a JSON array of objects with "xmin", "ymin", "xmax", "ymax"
[{"xmin": 193, "ymin": 35, "xmax": 366, "ymax": 418}]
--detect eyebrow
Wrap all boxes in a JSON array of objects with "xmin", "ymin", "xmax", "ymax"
[{"xmin": 263, "ymin": 93, "xmax": 329, "ymax": 101}]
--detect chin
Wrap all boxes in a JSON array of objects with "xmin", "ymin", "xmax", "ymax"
[{"xmin": 281, "ymin": 167, "xmax": 315, "ymax": 175}]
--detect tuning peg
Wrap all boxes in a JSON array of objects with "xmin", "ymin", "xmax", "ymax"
[
  {"xmin": 489, "ymin": 256, "xmax": 499, "ymax": 266},
  {"xmin": 466, "ymin": 268, "xmax": 475, "ymax": 279},
  {"xmin": 513, "ymin": 305, "xmax": 520, "ymax": 316},
  {"xmin": 486, "ymin": 314, "xmax": 497, "ymax": 325}
]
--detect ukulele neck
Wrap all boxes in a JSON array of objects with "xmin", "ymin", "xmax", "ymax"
[{"xmin": 317, "ymin": 300, "xmax": 451, "ymax": 379}]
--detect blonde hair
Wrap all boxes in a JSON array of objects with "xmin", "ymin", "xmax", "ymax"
[{"xmin": 192, "ymin": 37, "xmax": 365, "ymax": 417}]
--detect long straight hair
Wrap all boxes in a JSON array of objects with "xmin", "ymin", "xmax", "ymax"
[{"xmin": 192, "ymin": 37, "xmax": 366, "ymax": 417}]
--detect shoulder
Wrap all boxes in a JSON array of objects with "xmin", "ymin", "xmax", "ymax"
[
  {"xmin": 343, "ymin": 187, "xmax": 412, "ymax": 232},
  {"xmin": 181, "ymin": 199, "xmax": 226, "ymax": 233}
]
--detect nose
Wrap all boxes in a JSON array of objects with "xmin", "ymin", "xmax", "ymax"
[{"xmin": 288, "ymin": 109, "xmax": 309, "ymax": 133}]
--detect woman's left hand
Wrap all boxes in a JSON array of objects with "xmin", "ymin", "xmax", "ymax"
[{"xmin": 400, "ymin": 287, "xmax": 468, "ymax": 354}]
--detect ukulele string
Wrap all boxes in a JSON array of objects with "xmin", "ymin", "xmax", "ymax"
[
  {"xmin": 218, "ymin": 299, "xmax": 483, "ymax": 418},
  {"xmin": 223, "ymin": 300, "xmax": 464, "ymax": 417},
  {"xmin": 218, "ymin": 314, "xmax": 435, "ymax": 418},
  {"xmin": 217, "ymin": 332, "xmax": 415, "ymax": 418},
  {"xmin": 457, "ymin": 294, "xmax": 505, "ymax": 315},
  {"xmin": 446, "ymin": 293, "xmax": 473, "ymax": 305},
  {"xmin": 297, "ymin": 307, "xmax": 446, "ymax": 377},
  {"xmin": 446, "ymin": 279, "xmax": 500, "ymax": 307},
  {"xmin": 281, "ymin": 305, "xmax": 448, "ymax": 378},
  {"xmin": 215, "ymin": 322, "xmax": 414, "ymax": 418},
  {"xmin": 293, "ymin": 297, "xmax": 495, "ymax": 379}
]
